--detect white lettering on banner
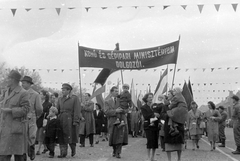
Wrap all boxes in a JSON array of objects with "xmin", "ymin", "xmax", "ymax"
[
  {"xmin": 133, "ymin": 46, "xmax": 175, "ymax": 59},
  {"xmin": 84, "ymin": 50, "xmax": 98, "ymax": 58},
  {"xmin": 107, "ymin": 52, "xmax": 131, "ymax": 60},
  {"xmin": 116, "ymin": 60, "xmax": 143, "ymax": 69}
]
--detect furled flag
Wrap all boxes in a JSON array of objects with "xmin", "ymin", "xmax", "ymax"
[
  {"xmin": 93, "ymin": 43, "xmax": 119, "ymax": 85},
  {"xmin": 152, "ymin": 68, "xmax": 168, "ymax": 103},
  {"xmin": 90, "ymin": 84, "xmax": 106, "ymax": 109},
  {"xmin": 182, "ymin": 81, "xmax": 193, "ymax": 111},
  {"xmin": 131, "ymin": 79, "xmax": 137, "ymax": 107},
  {"xmin": 188, "ymin": 78, "xmax": 193, "ymax": 98},
  {"xmin": 137, "ymin": 91, "xmax": 144, "ymax": 109}
]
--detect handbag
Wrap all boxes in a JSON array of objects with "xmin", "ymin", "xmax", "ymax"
[{"xmin": 199, "ymin": 121, "xmax": 206, "ymax": 128}]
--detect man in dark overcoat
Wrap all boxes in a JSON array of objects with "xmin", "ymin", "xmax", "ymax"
[
  {"xmin": 231, "ymin": 95, "xmax": 240, "ymax": 154},
  {"xmin": 57, "ymin": 83, "xmax": 81, "ymax": 158},
  {"xmin": 0, "ymin": 70, "xmax": 30, "ymax": 161},
  {"xmin": 218, "ymin": 106, "xmax": 228, "ymax": 147},
  {"xmin": 104, "ymin": 86, "xmax": 128, "ymax": 159}
]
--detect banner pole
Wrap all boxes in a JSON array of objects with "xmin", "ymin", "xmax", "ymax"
[
  {"xmin": 78, "ymin": 42, "xmax": 83, "ymax": 102},
  {"xmin": 171, "ymin": 35, "xmax": 181, "ymax": 89},
  {"xmin": 115, "ymin": 43, "xmax": 124, "ymax": 84}
]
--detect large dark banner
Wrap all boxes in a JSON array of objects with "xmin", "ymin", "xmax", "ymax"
[{"xmin": 78, "ymin": 40, "xmax": 179, "ymax": 70}]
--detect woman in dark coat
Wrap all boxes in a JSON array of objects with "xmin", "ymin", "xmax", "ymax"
[
  {"xmin": 141, "ymin": 93, "xmax": 160, "ymax": 161},
  {"xmin": 36, "ymin": 90, "xmax": 52, "ymax": 155},
  {"xmin": 101, "ymin": 112, "xmax": 108, "ymax": 141},
  {"xmin": 93, "ymin": 103, "xmax": 104, "ymax": 144}
]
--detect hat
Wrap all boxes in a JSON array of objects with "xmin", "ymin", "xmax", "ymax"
[
  {"xmin": 21, "ymin": 76, "xmax": 34, "ymax": 84},
  {"xmin": 62, "ymin": 83, "xmax": 72, "ymax": 90},
  {"xmin": 8, "ymin": 70, "xmax": 21, "ymax": 81},
  {"xmin": 231, "ymin": 95, "xmax": 239, "ymax": 101},
  {"xmin": 122, "ymin": 84, "xmax": 129, "ymax": 88}
]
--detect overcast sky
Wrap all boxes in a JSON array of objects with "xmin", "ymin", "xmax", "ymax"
[{"xmin": 1, "ymin": 0, "xmax": 240, "ymax": 105}]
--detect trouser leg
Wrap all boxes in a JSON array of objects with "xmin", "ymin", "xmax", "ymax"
[
  {"xmin": 59, "ymin": 144, "xmax": 68, "ymax": 157},
  {"xmin": 47, "ymin": 143, "xmax": 55, "ymax": 156},
  {"xmin": 116, "ymin": 143, "xmax": 122, "ymax": 155},
  {"xmin": 69, "ymin": 143, "xmax": 76, "ymax": 156},
  {"xmin": 80, "ymin": 134, "xmax": 85, "ymax": 145},
  {"xmin": 89, "ymin": 134, "xmax": 94, "ymax": 145},
  {"xmin": 160, "ymin": 136, "xmax": 165, "ymax": 150},
  {"xmin": 0, "ymin": 155, "xmax": 11, "ymax": 161}
]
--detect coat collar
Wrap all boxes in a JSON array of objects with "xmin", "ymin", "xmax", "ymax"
[{"xmin": 5, "ymin": 85, "xmax": 22, "ymax": 102}]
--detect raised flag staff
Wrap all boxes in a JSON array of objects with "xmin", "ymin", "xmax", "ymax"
[
  {"xmin": 171, "ymin": 35, "xmax": 181, "ymax": 88},
  {"xmin": 78, "ymin": 42, "xmax": 83, "ymax": 101},
  {"xmin": 115, "ymin": 43, "xmax": 124, "ymax": 85}
]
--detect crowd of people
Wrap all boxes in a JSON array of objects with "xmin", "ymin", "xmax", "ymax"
[{"xmin": 0, "ymin": 69, "xmax": 240, "ymax": 161}]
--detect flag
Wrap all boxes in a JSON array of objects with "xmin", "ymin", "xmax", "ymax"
[
  {"xmin": 137, "ymin": 91, "xmax": 143, "ymax": 109},
  {"xmin": 188, "ymin": 78, "xmax": 193, "ymax": 98},
  {"xmin": 93, "ymin": 43, "xmax": 119, "ymax": 86},
  {"xmin": 182, "ymin": 81, "xmax": 193, "ymax": 111},
  {"xmin": 131, "ymin": 79, "xmax": 137, "ymax": 107},
  {"xmin": 90, "ymin": 84, "xmax": 106, "ymax": 109},
  {"xmin": 153, "ymin": 68, "xmax": 168, "ymax": 103}
]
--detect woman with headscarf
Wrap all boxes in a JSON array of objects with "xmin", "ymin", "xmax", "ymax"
[
  {"xmin": 141, "ymin": 93, "xmax": 160, "ymax": 161},
  {"xmin": 203, "ymin": 101, "xmax": 221, "ymax": 151},
  {"xmin": 164, "ymin": 88, "xmax": 188, "ymax": 161},
  {"xmin": 186, "ymin": 101, "xmax": 203, "ymax": 150}
]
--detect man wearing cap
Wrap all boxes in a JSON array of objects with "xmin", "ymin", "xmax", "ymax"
[
  {"xmin": 231, "ymin": 95, "xmax": 240, "ymax": 154},
  {"xmin": 105, "ymin": 86, "xmax": 128, "ymax": 159},
  {"xmin": 57, "ymin": 83, "xmax": 81, "ymax": 158},
  {"xmin": 0, "ymin": 70, "xmax": 30, "ymax": 161},
  {"xmin": 218, "ymin": 106, "xmax": 228, "ymax": 147},
  {"xmin": 21, "ymin": 76, "xmax": 43, "ymax": 160}
]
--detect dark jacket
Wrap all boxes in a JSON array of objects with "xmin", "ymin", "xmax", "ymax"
[
  {"xmin": 93, "ymin": 110, "xmax": 104, "ymax": 134},
  {"xmin": 141, "ymin": 104, "xmax": 158, "ymax": 130},
  {"xmin": 119, "ymin": 91, "xmax": 132, "ymax": 109},
  {"xmin": 36, "ymin": 101, "xmax": 52, "ymax": 128},
  {"xmin": 45, "ymin": 117, "xmax": 60, "ymax": 143}
]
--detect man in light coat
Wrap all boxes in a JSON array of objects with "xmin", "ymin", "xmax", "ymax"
[
  {"xmin": 104, "ymin": 86, "xmax": 128, "ymax": 159},
  {"xmin": 0, "ymin": 70, "xmax": 30, "ymax": 161},
  {"xmin": 21, "ymin": 76, "xmax": 43, "ymax": 160}
]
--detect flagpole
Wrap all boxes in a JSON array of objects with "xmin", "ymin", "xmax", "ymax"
[
  {"xmin": 115, "ymin": 43, "xmax": 124, "ymax": 84},
  {"xmin": 171, "ymin": 35, "xmax": 181, "ymax": 89},
  {"xmin": 78, "ymin": 42, "xmax": 83, "ymax": 102}
]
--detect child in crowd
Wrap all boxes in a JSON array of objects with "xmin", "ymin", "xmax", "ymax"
[
  {"xmin": 114, "ymin": 84, "xmax": 132, "ymax": 128},
  {"xmin": 44, "ymin": 106, "xmax": 59, "ymax": 158}
]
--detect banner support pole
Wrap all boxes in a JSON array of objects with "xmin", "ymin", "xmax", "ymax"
[
  {"xmin": 115, "ymin": 43, "xmax": 124, "ymax": 84},
  {"xmin": 78, "ymin": 42, "xmax": 83, "ymax": 102},
  {"xmin": 171, "ymin": 35, "xmax": 181, "ymax": 89}
]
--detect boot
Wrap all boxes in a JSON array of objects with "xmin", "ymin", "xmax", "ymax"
[
  {"xmin": 218, "ymin": 139, "xmax": 225, "ymax": 147},
  {"xmin": 232, "ymin": 146, "xmax": 240, "ymax": 154},
  {"xmin": 29, "ymin": 145, "xmax": 36, "ymax": 160}
]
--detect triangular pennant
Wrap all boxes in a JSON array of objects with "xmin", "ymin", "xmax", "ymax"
[
  {"xmin": 33, "ymin": 69, "xmax": 36, "ymax": 72},
  {"xmin": 227, "ymin": 67, "xmax": 230, "ymax": 70},
  {"xmin": 232, "ymin": 4, "xmax": 238, "ymax": 12},
  {"xmin": 218, "ymin": 67, "xmax": 222, "ymax": 70},
  {"xmin": 197, "ymin": 4, "xmax": 204, "ymax": 13},
  {"xmin": 214, "ymin": 4, "xmax": 220, "ymax": 12},
  {"xmin": 47, "ymin": 69, "xmax": 50, "ymax": 73},
  {"xmin": 154, "ymin": 69, "xmax": 157, "ymax": 72},
  {"xmin": 235, "ymin": 67, "xmax": 238, "ymax": 69},
  {"xmin": 54, "ymin": 69, "xmax": 57, "ymax": 71},
  {"xmin": 68, "ymin": 7, "xmax": 76, "ymax": 10},
  {"xmin": 170, "ymin": 69, "xmax": 173, "ymax": 72},
  {"xmin": 185, "ymin": 69, "xmax": 189, "ymax": 72},
  {"xmin": 85, "ymin": 7, "xmax": 91, "ymax": 12},
  {"xmin": 61, "ymin": 69, "xmax": 64, "ymax": 72},
  {"xmin": 101, "ymin": 7, "xmax": 107, "ymax": 10},
  {"xmin": 56, "ymin": 8, "xmax": 61, "ymax": 15},
  {"xmin": 39, "ymin": 8, "xmax": 45, "ymax": 10},
  {"xmin": 211, "ymin": 68, "xmax": 214, "ymax": 72},
  {"xmin": 163, "ymin": 5, "xmax": 170, "ymax": 10},
  {"xmin": 11, "ymin": 9, "xmax": 17, "ymax": 16},
  {"xmin": 181, "ymin": 5, "xmax": 187, "ymax": 10},
  {"xmin": 25, "ymin": 8, "xmax": 32, "ymax": 12},
  {"xmin": 203, "ymin": 68, "xmax": 206, "ymax": 72},
  {"xmin": 194, "ymin": 68, "xmax": 197, "ymax": 71},
  {"xmin": 133, "ymin": 6, "xmax": 138, "ymax": 9},
  {"xmin": 148, "ymin": 6, "xmax": 154, "ymax": 9},
  {"xmin": 177, "ymin": 69, "xmax": 181, "ymax": 72},
  {"xmin": 117, "ymin": 6, "xmax": 122, "ymax": 9}
]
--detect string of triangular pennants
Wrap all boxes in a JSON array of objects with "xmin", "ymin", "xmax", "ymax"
[
  {"xmin": 2, "ymin": 3, "xmax": 239, "ymax": 17},
  {"xmin": 5, "ymin": 66, "xmax": 239, "ymax": 73}
]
